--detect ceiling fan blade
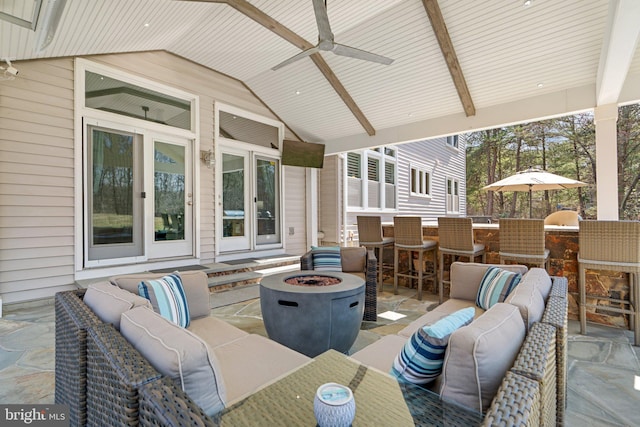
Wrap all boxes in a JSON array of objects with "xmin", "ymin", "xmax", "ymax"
[
  {"xmin": 312, "ymin": 0, "xmax": 334, "ymax": 42},
  {"xmin": 332, "ymin": 43, "xmax": 394, "ymax": 65},
  {"xmin": 271, "ymin": 46, "xmax": 320, "ymax": 71}
]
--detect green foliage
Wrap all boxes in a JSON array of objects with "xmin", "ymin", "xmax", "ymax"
[{"xmin": 466, "ymin": 104, "xmax": 640, "ymax": 219}]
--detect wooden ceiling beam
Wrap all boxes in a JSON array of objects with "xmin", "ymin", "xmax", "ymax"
[
  {"xmin": 421, "ymin": 0, "xmax": 476, "ymax": 117},
  {"xmin": 182, "ymin": 0, "xmax": 376, "ymax": 136}
]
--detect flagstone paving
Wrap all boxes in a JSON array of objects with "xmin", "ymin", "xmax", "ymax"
[{"xmin": 1, "ymin": 288, "xmax": 638, "ymax": 425}]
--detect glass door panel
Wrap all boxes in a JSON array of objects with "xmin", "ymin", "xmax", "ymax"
[
  {"xmin": 255, "ymin": 156, "xmax": 280, "ymax": 246},
  {"xmin": 147, "ymin": 137, "xmax": 192, "ymax": 258},
  {"xmin": 87, "ymin": 126, "xmax": 143, "ymax": 261},
  {"xmin": 220, "ymin": 151, "xmax": 250, "ymax": 252}
]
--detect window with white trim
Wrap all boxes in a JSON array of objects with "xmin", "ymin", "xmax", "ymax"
[
  {"xmin": 345, "ymin": 148, "xmax": 397, "ymax": 210},
  {"xmin": 410, "ymin": 165, "xmax": 431, "ymax": 197},
  {"xmin": 446, "ymin": 135, "xmax": 459, "ymax": 149},
  {"xmin": 446, "ymin": 177, "xmax": 460, "ymax": 213}
]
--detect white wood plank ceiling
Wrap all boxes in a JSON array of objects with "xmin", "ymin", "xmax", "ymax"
[{"xmin": 1, "ymin": 0, "xmax": 639, "ymax": 153}]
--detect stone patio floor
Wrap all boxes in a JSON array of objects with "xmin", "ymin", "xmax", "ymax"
[{"xmin": 1, "ymin": 286, "xmax": 639, "ymax": 426}]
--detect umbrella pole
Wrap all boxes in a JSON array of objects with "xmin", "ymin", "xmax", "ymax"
[{"xmin": 529, "ymin": 187, "xmax": 532, "ymax": 218}]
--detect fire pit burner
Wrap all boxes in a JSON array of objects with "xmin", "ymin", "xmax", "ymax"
[{"xmin": 284, "ymin": 275, "xmax": 342, "ymax": 286}]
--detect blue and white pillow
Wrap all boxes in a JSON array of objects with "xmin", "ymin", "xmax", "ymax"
[
  {"xmin": 311, "ymin": 246, "xmax": 342, "ymax": 271},
  {"xmin": 139, "ymin": 273, "xmax": 190, "ymax": 328},
  {"xmin": 391, "ymin": 307, "xmax": 474, "ymax": 384},
  {"xmin": 476, "ymin": 267, "xmax": 522, "ymax": 310}
]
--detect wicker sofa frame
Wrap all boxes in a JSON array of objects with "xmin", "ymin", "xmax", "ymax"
[{"xmin": 55, "ymin": 275, "xmax": 567, "ymax": 426}]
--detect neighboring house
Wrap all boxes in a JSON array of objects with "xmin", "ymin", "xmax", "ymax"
[
  {"xmin": 0, "ymin": 52, "xmax": 311, "ymax": 303},
  {"xmin": 318, "ymin": 135, "xmax": 466, "ymax": 245}
]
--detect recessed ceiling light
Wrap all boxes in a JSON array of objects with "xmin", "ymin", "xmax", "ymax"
[
  {"xmin": 408, "ymin": 113, "xmax": 413, "ymax": 117},
  {"xmin": 537, "ymin": 83, "xmax": 544, "ymax": 88},
  {"xmin": 295, "ymin": 90, "xmax": 301, "ymax": 95},
  {"xmin": 144, "ymin": 23, "xmax": 150, "ymax": 27},
  {"xmin": 523, "ymin": 0, "xmax": 532, "ymax": 7}
]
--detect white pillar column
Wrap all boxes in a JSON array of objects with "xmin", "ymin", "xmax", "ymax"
[
  {"xmin": 594, "ymin": 103, "xmax": 619, "ymax": 220},
  {"xmin": 306, "ymin": 167, "xmax": 319, "ymax": 247}
]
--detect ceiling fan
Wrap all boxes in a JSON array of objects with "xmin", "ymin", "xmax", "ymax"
[{"xmin": 271, "ymin": 0, "xmax": 394, "ymax": 71}]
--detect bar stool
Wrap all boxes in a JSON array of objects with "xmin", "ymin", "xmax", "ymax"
[
  {"xmin": 499, "ymin": 219, "xmax": 550, "ymax": 270},
  {"xmin": 438, "ymin": 217, "xmax": 486, "ymax": 303},
  {"xmin": 578, "ymin": 220, "xmax": 640, "ymax": 346},
  {"xmin": 357, "ymin": 216, "xmax": 395, "ymax": 291},
  {"xmin": 393, "ymin": 216, "xmax": 437, "ymax": 301}
]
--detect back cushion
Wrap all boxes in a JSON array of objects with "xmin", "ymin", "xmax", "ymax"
[
  {"xmin": 110, "ymin": 270, "xmax": 210, "ymax": 319},
  {"xmin": 340, "ymin": 246, "xmax": 366, "ymax": 272},
  {"xmin": 83, "ymin": 281, "xmax": 152, "ymax": 330},
  {"xmin": 120, "ymin": 307, "xmax": 226, "ymax": 416},
  {"xmin": 522, "ymin": 268, "xmax": 553, "ymax": 300},
  {"xmin": 440, "ymin": 303, "xmax": 526, "ymax": 413},
  {"xmin": 450, "ymin": 263, "xmax": 528, "ymax": 301},
  {"xmin": 504, "ymin": 275, "xmax": 546, "ymax": 331}
]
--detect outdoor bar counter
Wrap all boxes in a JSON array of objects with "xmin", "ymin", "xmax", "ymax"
[{"xmin": 381, "ymin": 222, "xmax": 631, "ymax": 330}]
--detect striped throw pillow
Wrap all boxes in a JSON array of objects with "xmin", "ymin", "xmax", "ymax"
[
  {"xmin": 391, "ymin": 307, "xmax": 474, "ymax": 384},
  {"xmin": 138, "ymin": 273, "xmax": 191, "ymax": 328},
  {"xmin": 311, "ymin": 246, "xmax": 342, "ymax": 271},
  {"xmin": 476, "ymin": 267, "xmax": 522, "ymax": 310}
]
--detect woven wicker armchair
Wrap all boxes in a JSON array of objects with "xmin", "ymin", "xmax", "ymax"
[
  {"xmin": 357, "ymin": 216, "xmax": 395, "ymax": 291},
  {"xmin": 437, "ymin": 217, "xmax": 486, "ymax": 303},
  {"xmin": 499, "ymin": 219, "xmax": 550, "ymax": 269},
  {"xmin": 578, "ymin": 220, "xmax": 640, "ymax": 346}
]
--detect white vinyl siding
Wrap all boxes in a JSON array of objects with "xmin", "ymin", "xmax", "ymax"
[{"xmin": 0, "ymin": 51, "xmax": 305, "ymax": 302}]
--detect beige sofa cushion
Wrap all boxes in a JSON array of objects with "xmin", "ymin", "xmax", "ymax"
[
  {"xmin": 449, "ymin": 262, "xmax": 528, "ymax": 301},
  {"xmin": 504, "ymin": 272, "xmax": 546, "ymax": 331},
  {"xmin": 187, "ymin": 316, "xmax": 248, "ymax": 348},
  {"xmin": 440, "ymin": 303, "xmax": 526, "ymax": 413},
  {"xmin": 120, "ymin": 307, "xmax": 226, "ymax": 416},
  {"xmin": 83, "ymin": 281, "xmax": 152, "ymax": 330},
  {"xmin": 350, "ymin": 334, "xmax": 408, "ymax": 372},
  {"xmin": 110, "ymin": 270, "xmax": 210, "ymax": 319},
  {"xmin": 340, "ymin": 246, "xmax": 366, "ymax": 272},
  {"xmin": 212, "ymin": 334, "xmax": 311, "ymax": 404},
  {"xmin": 398, "ymin": 299, "xmax": 481, "ymax": 338},
  {"xmin": 523, "ymin": 267, "xmax": 553, "ymax": 300}
]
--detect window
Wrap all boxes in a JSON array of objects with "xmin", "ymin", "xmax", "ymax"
[
  {"xmin": 345, "ymin": 148, "xmax": 396, "ymax": 210},
  {"xmin": 347, "ymin": 153, "xmax": 361, "ymax": 178},
  {"xmin": 410, "ymin": 166, "xmax": 431, "ymax": 197},
  {"xmin": 446, "ymin": 177, "xmax": 460, "ymax": 213},
  {"xmin": 446, "ymin": 135, "xmax": 459, "ymax": 149}
]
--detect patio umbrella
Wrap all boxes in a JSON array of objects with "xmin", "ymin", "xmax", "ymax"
[{"xmin": 482, "ymin": 167, "xmax": 587, "ymax": 218}]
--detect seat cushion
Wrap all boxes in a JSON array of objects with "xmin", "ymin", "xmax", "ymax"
[
  {"xmin": 475, "ymin": 267, "xmax": 522, "ymax": 310},
  {"xmin": 83, "ymin": 281, "xmax": 152, "ymax": 330},
  {"xmin": 120, "ymin": 307, "xmax": 225, "ymax": 416},
  {"xmin": 398, "ymin": 299, "xmax": 482, "ymax": 338},
  {"xmin": 440, "ymin": 303, "xmax": 526, "ymax": 413},
  {"xmin": 212, "ymin": 334, "xmax": 311, "ymax": 404},
  {"xmin": 391, "ymin": 307, "xmax": 474, "ymax": 384},
  {"xmin": 350, "ymin": 334, "xmax": 409, "ymax": 372},
  {"xmin": 187, "ymin": 316, "xmax": 248, "ymax": 348},
  {"xmin": 110, "ymin": 270, "xmax": 211, "ymax": 319},
  {"xmin": 139, "ymin": 273, "xmax": 190, "ymax": 328},
  {"xmin": 311, "ymin": 246, "xmax": 342, "ymax": 271}
]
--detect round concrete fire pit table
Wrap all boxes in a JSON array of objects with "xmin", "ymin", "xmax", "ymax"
[{"xmin": 260, "ymin": 271, "xmax": 365, "ymax": 357}]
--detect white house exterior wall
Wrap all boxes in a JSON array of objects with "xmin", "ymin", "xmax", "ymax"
[{"xmin": 0, "ymin": 51, "xmax": 306, "ymax": 303}]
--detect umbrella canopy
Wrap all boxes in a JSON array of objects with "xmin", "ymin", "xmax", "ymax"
[{"xmin": 482, "ymin": 167, "xmax": 588, "ymax": 217}]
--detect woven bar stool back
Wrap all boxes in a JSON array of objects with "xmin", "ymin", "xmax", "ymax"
[
  {"xmin": 357, "ymin": 216, "xmax": 395, "ymax": 291},
  {"xmin": 393, "ymin": 216, "xmax": 437, "ymax": 301},
  {"xmin": 578, "ymin": 220, "xmax": 640, "ymax": 346},
  {"xmin": 437, "ymin": 217, "xmax": 486, "ymax": 303},
  {"xmin": 499, "ymin": 219, "xmax": 550, "ymax": 270}
]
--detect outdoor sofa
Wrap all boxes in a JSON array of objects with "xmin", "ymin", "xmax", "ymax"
[{"xmin": 54, "ymin": 263, "xmax": 567, "ymax": 426}]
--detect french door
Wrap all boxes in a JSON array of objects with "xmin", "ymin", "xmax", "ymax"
[
  {"xmin": 219, "ymin": 147, "xmax": 281, "ymax": 253},
  {"xmin": 85, "ymin": 121, "xmax": 193, "ymax": 266}
]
